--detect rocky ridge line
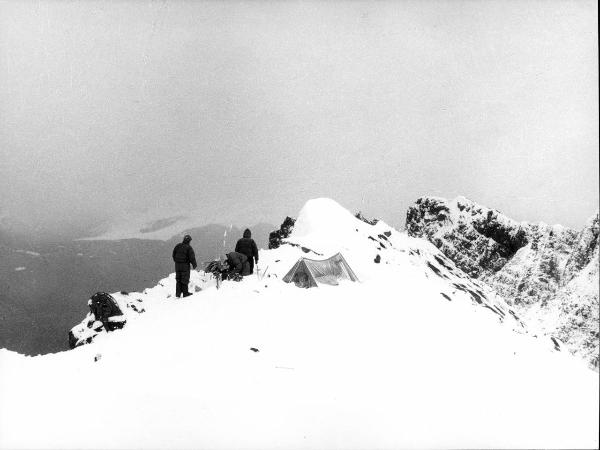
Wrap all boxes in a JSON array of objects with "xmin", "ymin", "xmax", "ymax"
[{"xmin": 406, "ymin": 196, "xmax": 599, "ymax": 369}]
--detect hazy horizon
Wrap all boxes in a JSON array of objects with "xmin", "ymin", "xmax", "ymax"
[{"xmin": 1, "ymin": 0, "xmax": 598, "ymax": 237}]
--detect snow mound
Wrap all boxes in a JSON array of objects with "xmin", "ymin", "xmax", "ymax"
[
  {"xmin": 285, "ymin": 198, "xmax": 398, "ymax": 258},
  {"xmin": 293, "ymin": 198, "xmax": 359, "ymax": 237}
]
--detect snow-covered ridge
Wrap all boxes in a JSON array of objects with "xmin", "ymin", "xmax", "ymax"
[
  {"xmin": 406, "ymin": 195, "xmax": 599, "ymax": 369},
  {"xmin": 70, "ymin": 198, "xmax": 530, "ymax": 349},
  {"xmin": 1, "ymin": 198, "xmax": 598, "ymax": 449},
  {"xmin": 406, "ymin": 196, "xmax": 532, "ymax": 277}
]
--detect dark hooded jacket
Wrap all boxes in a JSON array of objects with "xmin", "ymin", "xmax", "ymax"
[
  {"xmin": 235, "ymin": 229, "xmax": 259, "ymax": 263},
  {"xmin": 172, "ymin": 235, "xmax": 197, "ymax": 271},
  {"xmin": 225, "ymin": 251, "xmax": 249, "ymax": 276}
]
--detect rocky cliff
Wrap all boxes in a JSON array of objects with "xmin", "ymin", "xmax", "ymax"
[
  {"xmin": 268, "ymin": 216, "xmax": 296, "ymax": 249},
  {"xmin": 406, "ymin": 196, "xmax": 599, "ymax": 369}
]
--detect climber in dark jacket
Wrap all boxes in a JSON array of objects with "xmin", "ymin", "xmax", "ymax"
[
  {"xmin": 172, "ymin": 234, "xmax": 197, "ymax": 297},
  {"xmin": 223, "ymin": 251, "xmax": 250, "ymax": 279},
  {"xmin": 234, "ymin": 228, "xmax": 259, "ymax": 275}
]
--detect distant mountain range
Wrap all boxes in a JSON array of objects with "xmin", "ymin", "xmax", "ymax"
[
  {"xmin": 83, "ymin": 210, "xmax": 261, "ymax": 241},
  {"xmin": 406, "ymin": 196, "xmax": 599, "ymax": 369}
]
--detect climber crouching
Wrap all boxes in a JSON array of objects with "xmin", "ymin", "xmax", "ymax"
[{"xmin": 222, "ymin": 251, "xmax": 250, "ymax": 281}]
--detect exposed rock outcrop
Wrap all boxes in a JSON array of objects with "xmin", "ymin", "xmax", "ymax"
[
  {"xmin": 268, "ymin": 217, "xmax": 295, "ymax": 249},
  {"xmin": 355, "ymin": 211, "xmax": 379, "ymax": 226},
  {"xmin": 69, "ymin": 292, "xmax": 144, "ymax": 349},
  {"xmin": 406, "ymin": 196, "xmax": 530, "ymax": 278},
  {"xmin": 407, "ymin": 196, "xmax": 599, "ymax": 369},
  {"xmin": 531, "ymin": 213, "xmax": 599, "ymax": 368}
]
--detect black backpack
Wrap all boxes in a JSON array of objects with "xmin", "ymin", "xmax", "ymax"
[{"xmin": 89, "ymin": 292, "xmax": 123, "ymax": 327}]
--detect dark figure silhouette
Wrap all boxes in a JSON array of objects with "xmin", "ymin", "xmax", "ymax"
[
  {"xmin": 235, "ymin": 228, "xmax": 259, "ymax": 274},
  {"xmin": 172, "ymin": 235, "xmax": 197, "ymax": 297},
  {"xmin": 223, "ymin": 251, "xmax": 250, "ymax": 279}
]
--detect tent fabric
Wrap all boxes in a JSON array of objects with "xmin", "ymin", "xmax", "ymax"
[{"xmin": 283, "ymin": 253, "xmax": 359, "ymax": 288}]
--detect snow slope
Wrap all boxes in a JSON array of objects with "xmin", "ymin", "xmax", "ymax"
[{"xmin": 1, "ymin": 198, "xmax": 598, "ymax": 449}]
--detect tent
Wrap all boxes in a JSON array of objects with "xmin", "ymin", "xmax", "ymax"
[{"xmin": 282, "ymin": 252, "xmax": 359, "ymax": 288}]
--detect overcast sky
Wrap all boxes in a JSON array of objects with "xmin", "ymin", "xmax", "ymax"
[{"xmin": 0, "ymin": 0, "xmax": 598, "ymax": 236}]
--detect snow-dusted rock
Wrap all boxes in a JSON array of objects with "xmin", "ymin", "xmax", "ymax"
[
  {"xmin": 406, "ymin": 196, "xmax": 530, "ymax": 277},
  {"xmin": 532, "ymin": 212, "xmax": 599, "ymax": 368},
  {"xmin": 406, "ymin": 196, "xmax": 599, "ymax": 369},
  {"xmin": 268, "ymin": 216, "xmax": 295, "ymax": 249},
  {"xmin": 67, "ymin": 273, "xmax": 218, "ymax": 349},
  {"xmin": 564, "ymin": 212, "xmax": 599, "ymax": 282},
  {"xmin": 68, "ymin": 292, "xmax": 141, "ymax": 348}
]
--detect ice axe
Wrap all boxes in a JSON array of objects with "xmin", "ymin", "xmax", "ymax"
[{"xmin": 259, "ymin": 265, "xmax": 269, "ymax": 281}]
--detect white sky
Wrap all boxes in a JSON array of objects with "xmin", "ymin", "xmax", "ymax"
[{"xmin": 0, "ymin": 0, "xmax": 597, "ymax": 234}]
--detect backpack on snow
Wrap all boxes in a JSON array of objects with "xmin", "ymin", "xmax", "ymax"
[{"xmin": 88, "ymin": 292, "xmax": 126, "ymax": 331}]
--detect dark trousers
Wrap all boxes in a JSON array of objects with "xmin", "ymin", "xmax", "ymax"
[
  {"xmin": 175, "ymin": 270, "xmax": 190, "ymax": 297},
  {"xmin": 248, "ymin": 258, "xmax": 255, "ymax": 275},
  {"xmin": 242, "ymin": 260, "xmax": 251, "ymax": 276}
]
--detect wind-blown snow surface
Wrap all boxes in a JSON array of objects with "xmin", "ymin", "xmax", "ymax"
[{"xmin": 1, "ymin": 199, "xmax": 598, "ymax": 449}]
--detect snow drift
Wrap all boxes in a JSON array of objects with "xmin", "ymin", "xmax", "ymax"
[{"xmin": 1, "ymin": 198, "xmax": 598, "ymax": 449}]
